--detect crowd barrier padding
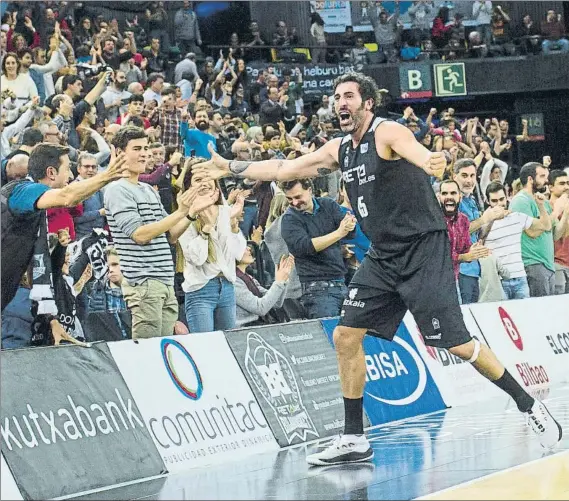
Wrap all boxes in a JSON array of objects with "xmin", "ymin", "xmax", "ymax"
[
  {"xmin": 0, "ymin": 343, "xmax": 165, "ymax": 500},
  {"xmin": 225, "ymin": 320, "xmax": 345, "ymax": 447},
  {"xmin": 1, "ymin": 295, "xmax": 567, "ymax": 499},
  {"xmin": 108, "ymin": 332, "xmax": 279, "ymax": 473},
  {"xmin": 468, "ymin": 296, "xmax": 569, "ymax": 391}
]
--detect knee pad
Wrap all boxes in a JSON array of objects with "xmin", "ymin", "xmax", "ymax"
[{"xmin": 467, "ymin": 338, "xmax": 481, "ymax": 364}]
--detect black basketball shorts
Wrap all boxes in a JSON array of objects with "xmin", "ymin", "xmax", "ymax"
[{"xmin": 339, "ymin": 231, "xmax": 472, "ymax": 349}]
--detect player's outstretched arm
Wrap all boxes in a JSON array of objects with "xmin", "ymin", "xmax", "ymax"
[
  {"xmin": 194, "ymin": 140, "xmax": 341, "ymax": 182},
  {"xmin": 375, "ymin": 121, "xmax": 446, "ymax": 178}
]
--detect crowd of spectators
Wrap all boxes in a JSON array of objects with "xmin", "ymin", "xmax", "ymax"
[
  {"xmin": 1, "ymin": 1, "xmax": 568, "ymax": 349},
  {"xmin": 333, "ymin": 1, "xmax": 569, "ymax": 64}
]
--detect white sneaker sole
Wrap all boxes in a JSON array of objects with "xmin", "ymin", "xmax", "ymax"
[{"xmin": 306, "ymin": 448, "xmax": 374, "ymax": 467}]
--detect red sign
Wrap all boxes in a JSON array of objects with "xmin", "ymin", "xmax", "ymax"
[{"xmin": 499, "ymin": 307, "xmax": 523, "ymax": 351}]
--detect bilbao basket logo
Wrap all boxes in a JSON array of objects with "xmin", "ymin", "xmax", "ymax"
[
  {"xmin": 364, "ymin": 336, "xmax": 427, "ymax": 406},
  {"xmin": 161, "ymin": 338, "xmax": 203, "ymax": 400},
  {"xmin": 498, "ymin": 307, "xmax": 523, "ymax": 351}
]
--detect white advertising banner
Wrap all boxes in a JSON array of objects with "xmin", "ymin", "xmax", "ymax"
[
  {"xmin": 469, "ymin": 296, "xmax": 569, "ymax": 392},
  {"xmin": 1, "ymin": 454, "xmax": 22, "ymax": 500},
  {"xmin": 310, "ymin": 1, "xmax": 353, "ymax": 33},
  {"xmin": 404, "ymin": 308, "xmax": 503, "ymax": 407},
  {"xmin": 109, "ymin": 332, "xmax": 278, "ymax": 473}
]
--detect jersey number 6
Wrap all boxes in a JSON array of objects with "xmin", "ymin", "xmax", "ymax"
[{"xmin": 358, "ymin": 196, "xmax": 369, "ymax": 218}]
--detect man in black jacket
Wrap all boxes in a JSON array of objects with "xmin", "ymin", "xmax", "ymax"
[
  {"xmin": 259, "ymin": 87, "xmax": 287, "ymax": 126},
  {"xmin": 279, "ymin": 178, "xmax": 356, "ymax": 319}
]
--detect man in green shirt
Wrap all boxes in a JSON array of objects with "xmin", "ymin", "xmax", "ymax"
[{"xmin": 509, "ymin": 162, "xmax": 556, "ymax": 296}]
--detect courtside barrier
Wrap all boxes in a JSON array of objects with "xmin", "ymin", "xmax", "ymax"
[
  {"xmin": 0, "ymin": 343, "xmax": 165, "ymax": 500},
  {"xmin": 468, "ymin": 296, "xmax": 569, "ymax": 392},
  {"xmin": 320, "ymin": 318, "xmax": 446, "ymax": 426},
  {"xmin": 224, "ymin": 320, "xmax": 346, "ymax": 447},
  {"xmin": 108, "ymin": 332, "xmax": 278, "ymax": 473},
  {"xmin": 3, "ymin": 296, "xmax": 566, "ymax": 499}
]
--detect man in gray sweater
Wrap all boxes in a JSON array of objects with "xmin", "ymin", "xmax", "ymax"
[
  {"xmin": 369, "ymin": 2, "xmax": 400, "ymax": 55},
  {"xmin": 104, "ymin": 127, "xmax": 216, "ymax": 339},
  {"xmin": 174, "ymin": 1, "xmax": 203, "ymax": 56}
]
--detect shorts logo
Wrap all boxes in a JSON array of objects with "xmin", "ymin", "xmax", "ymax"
[
  {"xmin": 498, "ymin": 307, "xmax": 523, "ymax": 351},
  {"xmin": 344, "ymin": 288, "xmax": 365, "ymax": 308},
  {"xmin": 426, "ymin": 318, "xmax": 442, "ymax": 340},
  {"xmin": 161, "ymin": 338, "xmax": 203, "ymax": 400},
  {"xmin": 360, "ymin": 143, "xmax": 368, "ymax": 153}
]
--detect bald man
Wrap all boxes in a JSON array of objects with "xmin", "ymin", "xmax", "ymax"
[
  {"xmin": 5, "ymin": 155, "xmax": 29, "ymax": 182},
  {"xmin": 104, "ymin": 123, "xmax": 121, "ymax": 144},
  {"xmin": 127, "ymin": 82, "xmax": 144, "ymax": 96}
]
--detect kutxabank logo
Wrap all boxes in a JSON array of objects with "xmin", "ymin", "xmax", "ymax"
[
  {"xmin": 364, "ymin": 335, "xmax": 428, "ymax": 406},
  {"xmin": 244, "ymin": 332, "xmax": 318, "ymax": 444},
  {"xmin": 161, "ymin": 338, "xmax": 203, "ymax": 400}
]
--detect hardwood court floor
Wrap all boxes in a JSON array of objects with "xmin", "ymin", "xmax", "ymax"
[{"xmin": 68, "ymin": 384, "xmax": 569, "ymax": 501}]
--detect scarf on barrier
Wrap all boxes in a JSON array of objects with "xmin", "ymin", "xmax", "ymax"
[{"xmin": 29, "ymin": 213, "xmax": 57, "ymax": 315}]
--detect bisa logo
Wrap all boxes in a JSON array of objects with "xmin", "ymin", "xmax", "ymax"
[{"xmin": 364, "ymin": 336, "xmax": 427, "ymax": 406}]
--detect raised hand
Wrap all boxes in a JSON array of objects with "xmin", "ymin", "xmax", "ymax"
[
  {"xmin": 104, "ymin": 148, "xmax": 128, "ymax": 180},
  {"xmin": 275, "ymin": 255, "xmax": 294, "ymax": 282},
  {"xmin": 192, "ymin": 144, "xmax": 232, "ymax": 181},
  {"xmin": 251, "ymin": 225, "xmax": 264, "ymax": 245},
  {"xmin": 230, "ymin": 192, "xmax": 245, "ymax": 219}
]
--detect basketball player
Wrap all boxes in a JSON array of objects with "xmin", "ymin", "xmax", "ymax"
[{"xmin": 194, "ymin": 73, "xmax": 562, "ymax": 466}]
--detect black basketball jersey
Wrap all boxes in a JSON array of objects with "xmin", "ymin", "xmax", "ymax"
[{"xmin": 338, "ymin": 116, "xmax": 446, "ymax": 257}]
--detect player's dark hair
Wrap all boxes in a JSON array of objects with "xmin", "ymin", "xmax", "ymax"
[
  {"xmin": 28, "ymin": 143, "xmax": 70, "ymax": 181},
  {"xmin": 333, "ymin": 72, "xmax": 378, "ymax": 107},
  {"xmin": 549, "ymin": 169, "xmax": 567, "ymax": 186},
  {"xmin": 111, "ymin": 126, "xmax": 147, "ymax": 151},
  {"xmin": 485, "ymin": 181, "xmax": 505, "ymax": 201},
  {"xmin": 519, "ymin": 162, "xmax": 542, "ymax": 187},
  {"xmin": 278, "ymin": 178, "xmax": 314, "ymax": 193}
]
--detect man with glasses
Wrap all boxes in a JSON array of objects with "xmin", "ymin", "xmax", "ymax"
[{"xmin": 72, "ymin": 153, "xmax": 106, "ymax": 239}]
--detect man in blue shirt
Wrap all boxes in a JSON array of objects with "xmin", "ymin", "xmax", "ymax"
[
  {"xmin": 180, "ymin": 108, "xmax": 217, "ymax": 159},
  {"xmin": 1, "ymin": 143, "xmax": 127, "ymax": 312},
  {"xmin": 279, "ymin": 178, "xmax": 356, "ymax": 319},
  {"xmin": 453, "ymin": 158, "xmax": 508, "ymax": 303}
]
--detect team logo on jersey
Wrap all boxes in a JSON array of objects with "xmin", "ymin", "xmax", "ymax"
[
  {"xmin": 349, "ymin": 288, "xmax": 358, "ymax": 300},
  {"xmin": 360, "ymin": 143, "xmax": 368, "ymax": 153}
]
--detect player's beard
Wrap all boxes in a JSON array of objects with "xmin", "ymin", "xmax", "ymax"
[{"xmin": 339, "ymin": 103, "xmax": 366, "ymax": 134}]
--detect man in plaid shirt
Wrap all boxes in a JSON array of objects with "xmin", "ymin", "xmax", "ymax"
[
  {"xmin": 151, "ymin": 88, "xmax": 182, "ymax": 149},
  {"xmin": 439, "ymin": 180, "xmax": 490, "ymax": 302}
]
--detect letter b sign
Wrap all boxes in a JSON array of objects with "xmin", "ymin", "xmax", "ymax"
[
  {"xmin": 408, "ymin": 70, "xmax": 423, "ymax": 90},
  {"xmin": 399, "ymin": 64, "xmax": 432, "ymax": 99}
]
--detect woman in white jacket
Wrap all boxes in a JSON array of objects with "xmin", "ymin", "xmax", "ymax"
[{"xmin": 178, "ymin": 158, "xmax": 246, "ymax": 333}]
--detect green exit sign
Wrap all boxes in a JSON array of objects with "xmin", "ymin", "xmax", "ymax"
[{"xmin": 521, "ymin": 113, "xmax": 545, "ymax": 140}]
